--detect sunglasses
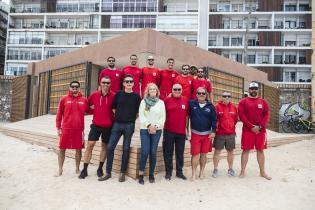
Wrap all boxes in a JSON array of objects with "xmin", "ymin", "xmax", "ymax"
[
  {"xmin": 173, "ymin": 88, "xmax": 182, "ymax": 91},
  {"xmin": 148, "ymin": 59, "xmax": 154, "ymax": 61},
  {"xmin": 222, "ymin": 95, "xmax": 231, "ymax": 98},
  {"xmin": 101, "ymin": 81, "xmax": 111, "ymax": 85},
  {"xmin": 124, "ymin": 80, "xmax": 134, "ymax": 84},
  {"xmin": 249, "ymin": 87, "xmax": 258, "ymax": 90},
  {"xmin": 71, "ymin": 85, "xmax": 79, "ymax": 88},
  {"xmin": 182, "ymin": 68, "xmax": 189, "ymax": 71},
  {"xmin": 108, "ymin": 60, "xmax": 115, "ymax": 62},
  {"xmin": 197, "ymin": 71, "xmax": 204, "ymax": 73},
  {"xmin": 197, "ymin": 92, "xmax": 206, "ymax": 95}
]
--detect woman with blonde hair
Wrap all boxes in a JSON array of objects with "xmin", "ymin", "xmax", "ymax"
[{"xmin": 138, "ymin": 83, "xmax": 166, "ymax": 184}]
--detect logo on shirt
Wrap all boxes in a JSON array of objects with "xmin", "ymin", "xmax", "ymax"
[
  {"xmin": 153, "ymin": 72, "xmax": 157, "ymax": 76},
  {"xmin": 116, "ymin": 73, "xmax": 119, "ymax": 77},
  {"xmin": 229, "ymin": 112, "xmax": 235, "ymax": 114},
  {"xmin": 205, "ymin": 108, "xmax": 211, "ymax": 112},
  {"xmin": 181, "ymin": 104, "xmax": 186, "ymax": 109},
  {"xmin": 78, "ymin": 101, "xmax": 85, "ymax": 105},
  {"xmin": 172, "ymin": 74, "xmax": 175, "ymax": 77},
  {"xmin": 189, "ymin": 80, "xmax": 192, "ymax": 84},
  {"xmin": 65, "ymin": 101, "xmax": 72, "ymax": 104},
  {"xmin": 258, "ymin": 104, "xmax": 263, "ymax": 109}
]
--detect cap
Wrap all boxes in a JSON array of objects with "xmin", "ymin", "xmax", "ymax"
[
  {"xmin": 249, "ymin": 82, "xmax": 259, "ymax": 88},
  {"xmin": 147, "ymin": 55, "xmax": 154, "ymax": 60}
]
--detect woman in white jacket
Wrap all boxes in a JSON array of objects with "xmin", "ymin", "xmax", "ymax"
[{"xmin": 138, "ymin": 83, "xmax": 166, "ymax": 184}]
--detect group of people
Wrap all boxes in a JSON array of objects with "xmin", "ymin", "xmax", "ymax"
[{"xmin": 56, "ymin": 55, "xmax": 271, "ymax": 185}]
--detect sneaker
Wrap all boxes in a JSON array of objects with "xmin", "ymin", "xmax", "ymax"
[
  {"xmin": 138, "ymin": 175, "xmax": 144, "ymax": 185},
  {"xmin": 212, "ymin": 169, "xmax": 219, "ymax": 178},
  {"xmin": 119, "ymin": 173, "xmax": 126, "ymax": 182},
  {"xmin": 176, "ymin": 173, "xmax": 187, "ymax": 180},
  {"xmin": 98, "ymin": 173, "xmax": 111, "ymax": 181},
  {"xmin": 97, "ymin": 168, "xmax": 104, "ymax": 178},
  {"xmin": 227, "ymin": 168, "xmax": 236, "ymax": 177},
  {"xmin": 78, "ymin": 169, "xmax": 88, "ymax": 179},
  {"xmin": 149, "ymin": 174, "xmax": 155, "ymax": 183}
]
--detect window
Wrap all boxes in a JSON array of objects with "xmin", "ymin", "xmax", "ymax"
[
  {"xmin": 285, "ymin": 5, "xmax": 297, "ymax": 11},
  {"xmin": 6, "ymin": 63, "xmax": 27, "ymax": 76},
  {"xmin": 284, "ymin": 71, "xmax": 296, "ymax": 82},
  {"xmin": 231, "ymin": 37, "xmax": 242, "ymax": 46},
  {"xmin": 299, "ymin": 4, "xmax": 309, "ymax": 11},
  {"xmin": 285, "ymin": 41, "xmax": 296, "ymax": 46},
  {"xmin": 274, "ymin": 55, "xmax": 283, "ymax": 64},
  {"xmin": 208, "ymin": 36, "xmax": 216, "ymax": 46},
  {"xmin": 247, "ymin": 55, "xmax": 255, "ymax": 64},
  {"xmin": 223, "ymin": 37, "xmax": 229, "ymax": 46},
  {"xmin": 284, "ymin": 54, "xmax": 296, "ymax": 64},
  {"xmin": 285, "ymin": 21, "xmax": 296, "ymax": 29},
  {"xmin": 231, "ymin": 52, "xmax": 242, "ymax": 63}
]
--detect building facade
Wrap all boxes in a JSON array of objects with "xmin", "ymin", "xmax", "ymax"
[
  {"xmin": 5, "ymin": 0, "xmax": 312, "ymax": 84},
  {"xmin": 0, "ymin": 0, "xmax": 9, "ymax": 75}
]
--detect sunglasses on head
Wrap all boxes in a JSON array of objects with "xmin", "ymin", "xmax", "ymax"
[
  {"xmin": 173, "ymin": 88, "xmax": 182, "ymax": 91},
  {"xmin": 222, "ymin": 95, "xmax": 231, "ymax": 98},
  {"xmin": 124, "ymin": 80, "xmax": 134, "ymax": 83},
  {"xmin": 197, "ymin": 92, "xmax": 206, "ymax": 95},
  {"xmin": 101, "ymin": 81, "xmax": 110, "ymax": 85}
]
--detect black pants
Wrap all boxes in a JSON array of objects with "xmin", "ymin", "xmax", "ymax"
[{"xmin": 162, "ymin": 129, "xmax": 186, "ymax": 176}]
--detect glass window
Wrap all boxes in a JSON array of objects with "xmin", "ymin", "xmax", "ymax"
[{"xmin": 247, "ymin": 55, "xmax": 255, "ymax": 64}]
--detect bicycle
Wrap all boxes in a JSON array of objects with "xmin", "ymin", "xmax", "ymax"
[
  {"xmin": 280, "ymin": 114, "xmax": 302, "ymax": 133},
  {"xmin": 293, "ymin": 116, "xmax": 315, "ymax": 134}
]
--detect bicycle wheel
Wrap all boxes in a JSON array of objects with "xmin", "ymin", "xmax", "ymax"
[
  {"xmin": 281, "ymin": 121, "xmax": 292, "ymax": 133},
  {"xmin": 293, "ymin": 121, "xmax": 307, "ymax": 134}
]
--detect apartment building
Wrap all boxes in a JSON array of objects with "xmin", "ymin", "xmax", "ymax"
[
  {"xmin": 5, "ymin": 0, "xmax": 312, "ymax": 84},
  {"xmin": 0, "ymin": 0, "xmax": 9, "ymax": 75}
]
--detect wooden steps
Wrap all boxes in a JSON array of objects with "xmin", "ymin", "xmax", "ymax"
[{"xmin": 1, "ymin": 126, "xmax": 314, "ymax": 179}]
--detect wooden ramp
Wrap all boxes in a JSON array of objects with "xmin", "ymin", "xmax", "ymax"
[{"xmin": 0, "ymin": 115, "xmax": 314, "ymax": 179}]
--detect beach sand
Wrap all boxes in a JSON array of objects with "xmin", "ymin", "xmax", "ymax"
[{"xmin": 0, "ymin": 132, "xmax": 314, "ymax": 210}]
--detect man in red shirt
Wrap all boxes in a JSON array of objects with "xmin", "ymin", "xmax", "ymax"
[
  {"xmin": 212, "ymin": 92, "xmax": 238, "ymax": 178},
  {"xmin": 163, "ymin": 83, "xmax": 189, "ymax": 180},
  {"xmin": 98, "ymin": 56, "xmax": 123, "ymax": 93},
  {"xmin": 141, "ymin": 55, "xmax": 160, "ymax": 97},
  {"xmin": 238, "ymin": 82, "xmax": 271, "ymax": 180},
  {"xmin": 159, "ymin": 58, "xmax": 178, "ymax": 100},
  {"xmin": 56, "ymin": 81, "xmax": 89, "ymax": 176},
  {"xmin": 79, "ymin": 76, "xmax": 115, "ymax": 179},
  {"xmin": 122, "ymin": 54, "xmax": 142, "ymax": 94},
  {"xmin": 192, "ymin": 68, "xmax": 213, "ymax": 103},
  {"xmin": 174, "ymin": 65, "xmax": 193, "ymax": 100},
  {"xmin": 190, "ymin": 65, "xmax": 198, "ymax": 79}
]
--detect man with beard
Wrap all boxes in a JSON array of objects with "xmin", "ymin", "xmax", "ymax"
[
  {"xmin": 56, "ymin": 81, "xmax": 89, "ymax": 176},
  {"xmin": 141, "ymin": 55, "xmax": 160, "ymax": 97},
  {"xmin": 238, "ymin": 82, "xmax": 271, "ymax": 180},
  {"xmin": 99, "ymin": 56, "xmax": 123, "ymax": 93},
  {"xmin": 174, "ymin": 65, "xmax": 193, "ymax": 100},
  {"xmin": 122, "ymin": 54, "xmax": 142, "ymax": 95},
  {"xmin": 159, "ymin": 58, "xmax": 178, "ymax": 100},
  {"xmin": 192, "ymin": 68, "xmax": 213, "ymax": 103}
]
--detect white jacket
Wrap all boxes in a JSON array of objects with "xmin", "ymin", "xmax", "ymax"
[{"xmin": 139, "ymin": 99, "xmax": 166, "ymax": 130}]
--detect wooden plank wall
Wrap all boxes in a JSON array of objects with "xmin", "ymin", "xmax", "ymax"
[
  {"xmin": 37, "ymin": 71, "xmax": 50, "ymax": 116},
  {"xmin": 49, "ymin": 63, "xmax": 87, "ymax": 114},
  {"xmin": 11, "ymin": 75, "xmax": 31, "ymax": 122},
  {"xmin": 264, "ymin": 85, "xmax": 280, "ymax": 132},
  {"xmin": 208, "ymin": 68, "xmax": 244, "ymax": 105}
]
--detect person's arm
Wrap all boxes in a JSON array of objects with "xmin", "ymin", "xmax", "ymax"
[
  {"xmin": 155, "ymin": 101, "xmax": 166, "ymax": 129},
  {"xmin": 238, "ymin": 100, "xmax": 255, "ymax": 129},
  {"xmin": 86, "ymin": 94, "xmax": 94, "ymax": 115},
  {"xmin": 209, "ymin": 104, "xmax": 217, "ymax": 138},
  {"xmin": 234, "ymin": 105, "xmax": 238, "ymax": 125},
  {"xmin": 260, "ymin": 100, "xmax": 270, "ymax": 129},
  {"xmin": 56, "ymin": 97, "xmax": 64, "ymax": 136},
  {"xmin": 139, "ymin": 100, "xmax": 150, "ymax": 127}
]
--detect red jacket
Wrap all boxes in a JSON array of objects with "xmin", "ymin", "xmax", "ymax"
[
  {"xmin": 56, "ymin": 91, "xmax": 89, "ymax": 130},
  {"xmin": 215, "ymin": 101, "xmax": 238, "ymax": 135},
  {"xmin": 174, "ymin": 75, "xmax": 193, "ymax": 99},
  {"xmin": 141, "ymin": 67, "xmax": 160, "ymax": 96},
  {"xmin": 238, "ymin": 97, "xmax": 269, "ymax": 132},
  {"xmin": 159, "ymin": 69, "xmax": 178, "ymax": 100},
  {"xmin": 88, "ymin": 90, "xmax": 115, "ymax": 128}
]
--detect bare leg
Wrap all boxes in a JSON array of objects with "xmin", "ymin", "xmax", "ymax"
[
  {"xmin": 239, "ymin": 150, "xmax": 250, "ymax": 178},
  {"xmin": 257, "ymin": 150, "xmax": 272, "ymax": 180},
  {"xmin": 100, "ymin": 143, "xmax": 107, "ymax": 163},
  {"xmin": 57, "ymin": 149, "xmax": 65, "ymax": 176},
  {"xmin": 199, "ymin": 153, "xmax": 207, "ymax": 179},
  {"xmin": 83, "ymin": 141, "xmax": 96, "ymax": 164},
  {"xmin": 75, "ymin": 149, "xmax": 82, "ymax": 174},
  {"xmin": 227, "ymin": 150, "xmax": 234, "ymax": 169},
  {"xmin": 213, "ymin": 149, "xmax": 221, "ymax": 170},
  {"xmin": 190, "ymin": 155, "xmax": 199, "ymax": 181}
]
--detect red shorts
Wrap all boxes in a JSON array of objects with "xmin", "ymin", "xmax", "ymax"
[
  {"xmin": 241, "ymin": 130, "xmax": 267, "ymax": 151},
  {"xmin": 190, "ymin": 133, "xmax": 212, "ymax": 155},
  {"xmin": 59, "ymin": 129, "xmax": 84, "ymax": 150}
]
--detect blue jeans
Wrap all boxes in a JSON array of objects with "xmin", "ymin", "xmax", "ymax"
[
  {"xmin": 106, "ymin": 122, "xmax": 135, "ymax": 174},
  {"xmin": 139, "ymin": 129, "xmax": 162, "ymax": 175}
]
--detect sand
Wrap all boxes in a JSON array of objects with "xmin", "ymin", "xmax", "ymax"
[{"xmin": 0, "ymin": 132, "xmax": 314, "ymax": 210}]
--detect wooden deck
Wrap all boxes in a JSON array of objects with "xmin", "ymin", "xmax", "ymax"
[{"xmin": 1, "ymin": 115, "xmax": 314, "ymax": 179}]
